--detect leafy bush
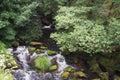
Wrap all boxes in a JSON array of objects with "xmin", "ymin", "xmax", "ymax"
[
  {"xmin": 34, "ymin": 56, "xmax": 51, "ymax": 72},
  {"xmin": 108, "ymin": 18, "xmax": 120, "ymax": 45},
  {"xmin": 51, "ymin": 6, "xmax": 111, "ymax": 54}
]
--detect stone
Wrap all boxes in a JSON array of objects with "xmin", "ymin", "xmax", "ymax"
[
  {"xmin": 73, "ymin": 71, "xmax": 86, "ymax": 78},
  {"xmin": 36, "ymin": 49, "xmax": 41, "ymax": 54},
  {"xmin": 51, "ymin": 58, "xmax": 57, "ymax": 65},
  {"xmin": 47, "ymin": 50, "xmax": 56, "ymax": 56},
  {"xmin": 29, "ymin": 42, "xmax": 43, "ymax": 47},
  {"xmin": 61, "ymin": 72, "xmax": 70, "ymax": 80},
  {"xmin": 49, "ymin": 65, "xmax": 58, "ymax": 71},
  {"xmin": 40, "ymin": 46, "xmax": 47, "ymax": 49},
  {"xmin": 28, "ymin": 46, "xmax": 36, "ymax": 53},
  {"xmin": 64, "ymin": 66, "xmax": 73, "ymax": 72},
  {"xmin": 92, "ymin": 78, "xmax": 101, "ymax": 80}
]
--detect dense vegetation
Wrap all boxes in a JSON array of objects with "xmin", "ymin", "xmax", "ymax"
[{"xmin": 0, "ymin": 0, "xmax": 120, "ymax": 79}]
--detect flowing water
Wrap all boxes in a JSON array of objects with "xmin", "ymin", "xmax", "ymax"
[{"xmin": 11, "ymin": 46, "xmax": 70, "ymax": 80}]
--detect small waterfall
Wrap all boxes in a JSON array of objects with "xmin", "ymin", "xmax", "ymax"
[
  {"xmin": 11, "ymin": 46, "xmax": 70, "ymax": 80},
  {"xmin": 13, "ymin": 46, "xmax": 30, "ymax": 70}
]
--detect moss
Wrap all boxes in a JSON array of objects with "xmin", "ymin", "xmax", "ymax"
[
  {"xmin": 34, "ymin": 56, "xmax": 51, "ymax": 72},
  {"xmin": 73, "ymin": 71, "xmax": 86, "ymax": 78},
  {"xmin": 61, "ymin": 72, "xmax": 70, "ymax": 80},
  {"xmin": 49, "ymin": 65, "xmax": 57, "ymax": 71},
  {"xmin": 36, "ymin": 49, "xmax": 41, "ymax": 54},
  {"xmin": 47, "ymin": 50, "xmax": 56, "ymax": 55},
  {"xmin": 92, "ymin": 78, "xmax": 101, "ymax": 80},
  {"xmin": 28, "ymin": 46, "xmax": 36, "ymax": 53},
  {"xmin": 40, "ymin": 46, "xmax": 47, "ymax": 49},
  {"xmin": 64, "ymin": 66, "xmax": 73, "ymax": 72}
]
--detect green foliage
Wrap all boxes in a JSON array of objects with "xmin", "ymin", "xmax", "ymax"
[
  {"xmin": 0, "ymin": 69, "xmax": 14, "ymax": 80},
  {"xmin": 0, "ymin": 41, "xmax": 7, "ymax": 54},
  {"xmin": 37, "ymin": 0, "xmax": 67, "ymax": 15},
  {"xmin": 51, "ymin": 6, "xmax": 112, "ymax": 54},
  {"xmin": 0, "ymin": 42, "xmax": 17, "ymax": 69},
  {"xmin": 0, "ymin": 0, "xmax": 39, "ymax": 43},
  {"xmin": 108, "ymin": 18, "xmax": 120, "ymax": 45},
  {"xmin": 34, "ymin": 56, "xmax": 51, "ymax": 72},
  {"xmin": 18, "ymin": 15, "xmax": 43, "ymax": 43}
]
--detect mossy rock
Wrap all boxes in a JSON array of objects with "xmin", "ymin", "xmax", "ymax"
[
  {"xmin": 28, "ymin": 46, "xmax": 36, "ymax": 53},
  {"xmin": 40, "ymin": 46, "xmax": 47, "ymax": 50},
  {"xmin": 73, "ymin": 71, "xmax": 86, "ymax": 78},
  {"xmin": 49, "ymin": 65, "xmax": 58, "ymax": 71},
  {"xmin": 92, "ymin": 78, "xmax": 101, "ymax": 80},
  {"xmin": 12, "ymin": 41, "xmax": 19, "ymax": 48},
  {"xmin": 29, "ymin": 42, "xmax": 43, "ymax": 46},
  {"xmin": 36, "ymin": 49, "xmax": 41, "ymax": 54},
  {"xmin": 64, "ymin": 66, "xmax": 73, "ymax": 72},
  {"xmin": 47, "ymin": 50, "xmax": 56, "ymax": 56},
  {"xmin": 51, "ymin": 58, "xmax": 57, "ymax": 65},
  {"xmin": 61, "ymin": 72, "xmax": 70, "ymax": 80}
]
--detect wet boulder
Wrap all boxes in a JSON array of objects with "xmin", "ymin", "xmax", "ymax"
[
  {"xmin": 73, "ymin": 71, "xmax": 86, "ymax": 78},
  {"xmin": 40, "ymin": 46, "xmax": 47, "ymax": 50},
  {"xmin": 29, "ymin": 42, "xmax": 43, "ymax": 48},
  {"xmin": 47, "ymin": 50, "xmax": 56, "ymax": 56},
  {"xmin": 61, "ymin": 72, "xmax": 70, "ymax": 80},
  {"xmin": 51, "ymin": 58, "xmax": 57, "ymax": 65},
  {"xmin": 64, "ymin": 66, "xmax": 74, "ymax": 72},
  {"xmin": 49, "ymin": 65, "xmax": 58, "ymax": 72},
  {"xmin": 28, "ymin": 46, "xmax": 36, "ymax": 53},
  {"xmin": 36, "ymin": 49, "xmax": 41, "ymax": 54}
]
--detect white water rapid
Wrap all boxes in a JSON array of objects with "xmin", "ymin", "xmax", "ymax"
[{"xmin": 10, "ymin": 46, "xmax": 70, "ymax": 80}]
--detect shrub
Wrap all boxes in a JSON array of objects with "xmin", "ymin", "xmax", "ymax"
[{"xmin": 51, "ymin": 6, "xmax": 111, "ymax": 54}]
